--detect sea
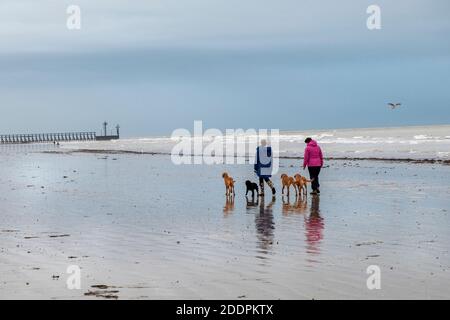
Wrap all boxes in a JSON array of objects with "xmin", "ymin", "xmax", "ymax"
[{"xmin": 54, "ymin": 125, "xmax": 450, "ymax": 161}]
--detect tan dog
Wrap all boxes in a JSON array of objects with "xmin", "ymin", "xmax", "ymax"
[
  {"xmin": 280, "ymin": 174, "xmax": 295, "ymax": 197},
  {"xmin": 294, "ymin": 174, "xmax": 313, "ymax": 197},
  {"xmin": 222, "ymin": 172, "xmax": 235, "ymax": 196}
]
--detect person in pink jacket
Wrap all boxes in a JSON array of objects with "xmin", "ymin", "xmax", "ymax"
[{"xmin": 303, "ymin": 137, "xmax": 323, "ymax": 194}]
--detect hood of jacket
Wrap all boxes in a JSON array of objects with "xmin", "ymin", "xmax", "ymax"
[{"xmin": 307, "ymin": 140, "xmax": 318, "ymax": 147}]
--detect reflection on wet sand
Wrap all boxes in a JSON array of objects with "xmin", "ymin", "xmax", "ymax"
[
  {"xmin": 245, "ymin": 195, "xmax": 259, "ymax": 209},
  {"xmin": 0, "ymin": 143, "xmax": 60, "ymax": 153},
  {"xmin": 304, "ymin": 196, "xmax": 324, "ymax": 256},
  {"xmin": 223, "ymin": 195, "xmax": 235, "ymax": 215},
  {"xmin": 282, "ymin": 196, "xmax": 308, "ymax": 215},
  {"xmin": 254, "ymin": 196, "xmax": 276, "ymax": 255}
]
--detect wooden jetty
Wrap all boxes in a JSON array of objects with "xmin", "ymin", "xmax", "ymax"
[
  {"xmin": 0, "ymin": 132, "xmax": 119, "ymax": 144},
  {"xmin": 0, "ymin": 132, "xmax": 98, "ymax": 144},
  {"xmin": 1, "ymin": 123, "xmax": 120, "ymax": 145}
]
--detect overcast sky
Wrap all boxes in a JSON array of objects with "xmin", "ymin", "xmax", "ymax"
[{"xmin": 0, "ymin": 0, "xmax": 449, "ymax": 136}]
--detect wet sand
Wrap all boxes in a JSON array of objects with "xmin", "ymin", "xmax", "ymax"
[{"xmin": 0, "ymin": 149, "xmax": 449, "ymax": 299}]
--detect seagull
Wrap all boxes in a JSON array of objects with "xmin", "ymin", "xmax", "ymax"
[{"xmin": 387, "ymin": 103, "xmax": 401, "ymax": 110}]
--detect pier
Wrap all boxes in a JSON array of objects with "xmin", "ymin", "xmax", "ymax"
[
  {"xmin": 0, "ymin": 132, "xmax": 97, "ymax": 144},
  {"xmin": 0, "ymin": 122, "xmax": 120, "ymax": 145}
]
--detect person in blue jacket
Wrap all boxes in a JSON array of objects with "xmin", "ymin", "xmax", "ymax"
[{"xmin": 254, "ymin": 139, "xmax": 276, "ymax": 197}]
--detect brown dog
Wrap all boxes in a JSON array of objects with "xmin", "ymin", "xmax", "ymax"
[
  {"xmin": 222, "ymin": 172, "xmax": 235, "ymax": 196},
  {"xmin": 280, "ymin": 174, "xmax": 295, "ymax": 197},
  {"xmin": 294, "ymin": 174, "xmax": 312, "ymax": 197}
]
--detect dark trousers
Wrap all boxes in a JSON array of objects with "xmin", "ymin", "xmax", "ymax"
[
  {"xmin": 259, "ymin": 177, "xmax": 274, "ymax": 192},
  {"xmin": 308, "ymin": 166, "xmax": 321, "ymax": 191},
  {"xmin": 259, "ymin": 177, "xmax": 271, "ymax": 183}
]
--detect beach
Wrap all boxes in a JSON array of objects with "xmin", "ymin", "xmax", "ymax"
[
  {"xmin": 2, "ymin": 0, "xmax": 450, "ymax": 305},
  {"xmin": 1, "ymin": 138, "xmax": 449, "ymax": 299}
]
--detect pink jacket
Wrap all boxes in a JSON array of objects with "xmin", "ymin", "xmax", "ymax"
[{"xmin": 303, "ymin": 140, "xmax": 323, "ymax": 168}]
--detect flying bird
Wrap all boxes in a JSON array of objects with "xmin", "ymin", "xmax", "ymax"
[{"xmin": 387, "ymin": 103, "xmax": 401, "ymax": 110}]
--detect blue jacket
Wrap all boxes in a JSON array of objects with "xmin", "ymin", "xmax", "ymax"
[{"xmin": 254, "ymin": 146, "xmax": 273, "ymax": 178}]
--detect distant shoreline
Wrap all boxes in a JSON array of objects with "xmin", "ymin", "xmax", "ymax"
[
  {"xmin": 279, "ymin": 123, "xmax": 450, "ymax": 136},
  {"xmin": 110, "ymin": 123, "xmax": 450, "ymax": 140}
]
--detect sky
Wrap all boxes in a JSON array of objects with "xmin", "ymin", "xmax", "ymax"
[{"xmin": 0, "ymin": 0, "xmax": 449, "ymax": 137}]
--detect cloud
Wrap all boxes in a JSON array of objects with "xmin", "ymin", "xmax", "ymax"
[
  {"xmin": 0, "ymin": 1, "xmax": 449, "ymax": 135},
  {"xmin": 0, "ymin": 0, "xmax": 449, "ymax": 53}
]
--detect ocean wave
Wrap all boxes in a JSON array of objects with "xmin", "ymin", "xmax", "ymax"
[{"xmin": 56, "ymin": 125, "xmax": 450, "ymax": 161}]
